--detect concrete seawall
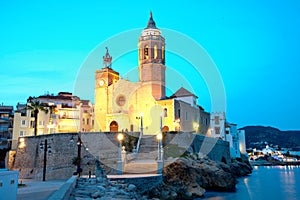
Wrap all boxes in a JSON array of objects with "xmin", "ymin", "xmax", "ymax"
[
  {"xmin": 11, "ymin": 132, "xmax": 230, "ymax": 180},
  {"xmin": 164, "ymin": 132, "xmax": 230, "ymax": 163}
]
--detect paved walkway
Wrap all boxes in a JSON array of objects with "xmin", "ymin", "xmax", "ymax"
[
  {"xmin": 17, "ymin": 179, "xmax": 66, "ymax": 200},
  {"xmin": 107, "ymin": 173, "xmax": 161, "ymax": 179}
]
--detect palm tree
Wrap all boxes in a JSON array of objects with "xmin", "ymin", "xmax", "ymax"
[{"xmin": 26, "ymin": 97, "xmax": 49, "ymax": 136}]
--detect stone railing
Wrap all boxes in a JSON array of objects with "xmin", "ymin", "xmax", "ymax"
[{"xmin": 47, "ymin": 175, "xmax": 77, "ymax": 200}]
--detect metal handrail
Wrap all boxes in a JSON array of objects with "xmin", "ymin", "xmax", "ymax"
[{"xmin": 136, "ymin": 131, "xmax": 142, "ymax": 154}]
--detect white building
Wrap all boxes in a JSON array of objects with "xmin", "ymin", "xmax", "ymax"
[
  {"xmin": 209, "ymin": 112, "xmax": 226, "ymax": 139},
  {"xmin": 209, "ymin": 112, "xmax": 246, "ymax": 158},
  {"xmin": 12, "ymin": 92, "xmax": 94, "ymax": 149}
]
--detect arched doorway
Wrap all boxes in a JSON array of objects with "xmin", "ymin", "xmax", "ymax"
[
  {"xmin": 110, "ymin": 121, "xmax": 118, "ymax": 132},
  {"xmin": 162, "ymin": 126, "xmax": 169, "ymax": 133}
]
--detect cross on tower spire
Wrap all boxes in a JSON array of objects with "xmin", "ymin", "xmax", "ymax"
[
  {"xmin": 146, "ymin": 11, "xmax": 157, "ymax": 29},
  {"xmin": 103, "ymin": 47, "xmax": 112, "ymax": 68}
]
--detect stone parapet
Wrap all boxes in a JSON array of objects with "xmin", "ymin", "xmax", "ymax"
[{"xmin": 47, "ymin": 175, "xmax": 77, "ymax": 200}]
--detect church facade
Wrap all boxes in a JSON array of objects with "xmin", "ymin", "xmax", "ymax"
[{"xmin": 94, "ymin": 12, "xmax": 210, "ymax": 135}]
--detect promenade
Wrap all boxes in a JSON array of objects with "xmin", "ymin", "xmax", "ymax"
[{"xmin": 17, "ymin": 179, "xmax": 66, "ymax": 200}]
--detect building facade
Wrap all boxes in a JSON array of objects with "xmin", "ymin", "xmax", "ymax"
[
  {"xmin": 94, "ymin": 12, "xmax": 210, "ymax": 134},
  {"xmin": 209, "ymin": 112, "xmax": 247, "ymax": 158},
  {"xmin": 12, "ymin": 92, "xmax": 94, "ymax": 149},
  {"xmin": 0, "ymin": 105, "xmax": 13, "ymax": 149}
]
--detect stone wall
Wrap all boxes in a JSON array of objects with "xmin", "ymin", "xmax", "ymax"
[
  {"xmin": 12, "ymin": 132, "xmax": 229, "ymax": 180},
  {"xmin": 13, "ymin": 133, "xmax": 81, "ymax": 180},
  {"xmin": 12, "ymin": 132, "xmax": 139, "ymax": 180},
  {"xmin": 163, "ymin": 132, "xmax": 230, "ymax": 163}
]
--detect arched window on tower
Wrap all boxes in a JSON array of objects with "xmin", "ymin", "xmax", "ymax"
[
  {"xmin": 154, "ymin": 44, "xmax": 158, "ymax": 59},
  {"xmin": 139, "ymin": 48, "xmax": 142, "ymax": 60},
  {"xmin": 163, "ymin": 108, "xmax": 168, "ymax": 117},
  {"xmin": 144, "ymin": 45, "xmax": 149, "ymax": 59}
]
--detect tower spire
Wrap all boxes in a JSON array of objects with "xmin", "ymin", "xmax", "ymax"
[
  {"xmin": 103, "ymin": 47, "xmax": 112, "ymax": 68},
  {"xmin": 146, "ymin": 11, "xmax": 156, "ymax": 29}
]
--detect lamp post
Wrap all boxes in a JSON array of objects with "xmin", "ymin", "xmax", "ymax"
[
  {"xmin": 160, "ymin": 112, "xmax": 163, "ymax": 132},
  {"xmin": 136, "ymin": 112, "xmax": 144, "ymax": 135},
  {"xmin": 156, "ymin": 133, "xmax": 163, "ymax": 160},
  {"xmin": 117, "ymin": 133, "xmax": 124, "ymax": 161},
  {"xmin": 156, "ymin": 133, "xmax": 163, "ymax": 174},
  {"xmin": 39, "ymin": 139, "xmax": 52, "ymax": 181},
  {"xmin": 77, "ymin": 133, "xmax": 82, "ymax": 177},
  {"xmin": 117, "ymin": 133, "xmax": 124, "ymax": 174}
]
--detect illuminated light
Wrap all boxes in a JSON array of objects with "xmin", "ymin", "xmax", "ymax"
[
  {"xmin": 117, "ymin": 133, "xmax": 124, "ymax": 142},
  {"xmin": 19, "ymin": 138, "xmax": 26, "ymax": 148},
  {"xmin": 47, "ymin": 124, "xmax": 55, "ymax": 128},
  {"xmin": 156, "ymin": 133, "xmax": 163, "ymax": 140},
  {"xmin": 193, "ymin": 122, "xmax": 199, "ymax": 130},
  {"xmin": 140, "ymin": 112, "xmax": 144, "ymax": 117}
]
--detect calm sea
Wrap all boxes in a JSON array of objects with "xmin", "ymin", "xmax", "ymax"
[{"xmin": 199, "ymin": 165, "xmax": 300, "ymax": 200}]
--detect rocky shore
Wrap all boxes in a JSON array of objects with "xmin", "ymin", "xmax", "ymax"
[
  {"xmin": 70, "ymin": 177, "xmax": 143, "ymax": 200},
  {"xmin": 146, "ymin": 153, "xmax": 252, "ymax": 199},
  {"xmin": 250, "ymin": 155, "xmax": 300, "ymax": 166},
  {"xmin": 70, "ymin": 154, "xmax": 252, "ymax": 200}
]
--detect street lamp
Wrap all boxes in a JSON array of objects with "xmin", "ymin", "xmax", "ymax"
[
  {"xmin": 77, "ymin": 133, "xmax": 83, "ymax": 177},
  {"xmin": 156, "ymin": 133, "xmax": 163, "ymax": 160},
  {"xmin": 156, "ymin": 133, "xmax": 163, "ymax": 174},
  {"xmin": 160, "ymin": 112, "xmax": 163, "ymax": 132},
  {"xmin": 39, "ymin": 139, "xmax": 52, "ymax": 181},
  {"xmin": 136, "ymin": 112, "xmax": 144, "ymax": 135},
  {"xmin": 117, "ymin": 133, "xmax": 124, "ymax": 175},
  {"xmin": 117, "ymin": 133, "xmax": 124, "ymax": 161}
]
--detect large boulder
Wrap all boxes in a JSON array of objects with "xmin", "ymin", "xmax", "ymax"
[
  {"xmin": 227, "ymin": 154, "xmax": 253, "ymax": 177},
  {"xmin": 163, "ymin": 156, "xmax": 238, "ymax": 191},
  {"xmin": 146, "ymin": 153, "xmax": 254, "ymax": 199},
  {"xmin": 147, "ymin": 155, "xmax": 238, "ymax": 199}
]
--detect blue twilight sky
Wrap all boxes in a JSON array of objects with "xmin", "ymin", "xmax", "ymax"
[{"xmin": 0, "ymin": 0, "xmax": 300, "ymax": 130}]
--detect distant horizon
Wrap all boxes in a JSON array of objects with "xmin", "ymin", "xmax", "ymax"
[{"xmin": 1, "ymin": 0, "xmax": 300, "ymax": 130}]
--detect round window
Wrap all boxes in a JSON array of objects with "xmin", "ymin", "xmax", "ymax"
[{"xmin": 116, "ymin": 95, "xmax": 126, "ymax": 106}]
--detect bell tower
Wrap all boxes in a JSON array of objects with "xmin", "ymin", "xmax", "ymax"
[
  {"xmin": 138, "ymin": 12, "xmax": 166, "ymax": 100},
  {"xmin": 94, "ymin": 47, "xmax": 119, "ymax": 131}
]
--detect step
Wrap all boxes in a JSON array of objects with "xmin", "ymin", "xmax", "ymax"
[
  {"xmin": 137, "ymin": 152, "xmax": 158, "ymax": 160},
  {"xmin": 139, "ymin": 146, "xmax": 158, "ymax": 153},
  {"xmin": 124, "ymin": 160, "xmax": 158, "ymax": 174}
]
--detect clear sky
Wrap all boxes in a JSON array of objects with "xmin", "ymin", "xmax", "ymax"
[{"xmin": 1, "ymin": 0, "xmax": 300, "ymax": 130}]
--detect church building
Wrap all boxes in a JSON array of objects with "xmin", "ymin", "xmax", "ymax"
[{"xmin": 94, "ymin": 12, "xmax": 210, "ymax": 135}]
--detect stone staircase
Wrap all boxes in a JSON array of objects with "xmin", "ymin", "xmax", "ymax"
[
  {"xmin": 123, "ymin": 135, "xmax": 160, "ymax": 174},
  {"xmin": 138, "ymin": 135, "xmax": 158, "ymax": 160},
  {"xmin": 123, "ymin": 160, "xmax": 158, "ymax": 174}
]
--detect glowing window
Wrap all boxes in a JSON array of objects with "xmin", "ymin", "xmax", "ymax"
[
  {"xmin": 139, "ymin": 48, "xmax": 142, "ymax": 60},
  {"xmin": 144, "ymin": 45, "xmax": 149, "ymax": 59},
  {"xmin": 154, "ymin": 45, "xmax": 158, "ymax": 59}
]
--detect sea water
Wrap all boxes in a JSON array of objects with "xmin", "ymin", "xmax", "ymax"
[{"xmin": 200, "ymin": 165, "xmax": 300, "ymax": 200}]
